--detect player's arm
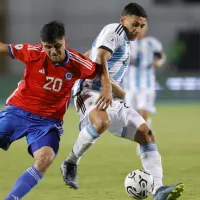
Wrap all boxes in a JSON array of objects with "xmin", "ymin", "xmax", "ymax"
[
  {"xmin": 110, "ymin": 77, "xmax": 126, "ymax": 100},
  {"xmin": 153, "ymin": 52, "xmax": 166, "ymax": 68},
  {"xmin": 83, "ymin": 49, "xmax": 91, "ymax": 57},
  {"xmin": 0, "ymin": 42, "xmax": 10, "ymax": 56},
  {"xmin": 95, "ymin": 48, "xmax": 112, "ymax": 111},
  {"xmin": 83, "ymin": 48, "xmax": 124, "ymax": 100}
]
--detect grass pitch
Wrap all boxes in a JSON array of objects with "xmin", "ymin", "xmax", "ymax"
[{"xmin": 0, "ymin": 103, "xmax": 200, "ymax": 200}]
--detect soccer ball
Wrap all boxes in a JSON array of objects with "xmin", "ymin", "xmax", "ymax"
[{"xmin": 124, "ymin": 170, "xmax": 154, "ymax": 199}]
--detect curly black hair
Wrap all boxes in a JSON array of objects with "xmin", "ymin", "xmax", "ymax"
[{"xmin": 40, "ymin": 20, "xmax": 65, "ymax": 42}]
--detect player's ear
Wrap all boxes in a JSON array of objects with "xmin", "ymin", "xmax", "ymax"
[
  {"xmin": 120, "ymin": 16, "xmax": 125, "ymax": 25},
  {"xmin": 64, "ymin": 37, "xmax": 68, "ymax": 47}
]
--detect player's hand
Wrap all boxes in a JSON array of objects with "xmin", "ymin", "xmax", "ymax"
[{"xmin": 96, "ymin": 87, "xmax": 112, "ymax": 111}]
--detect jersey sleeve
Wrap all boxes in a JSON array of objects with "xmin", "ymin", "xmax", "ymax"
[
  {"xmin": 8, "ymin": 43, "xmax": 41, "ymax": 63},
  {"xmin": 96, "ymin": 24, "xmax": 124, "ymax": 54}
]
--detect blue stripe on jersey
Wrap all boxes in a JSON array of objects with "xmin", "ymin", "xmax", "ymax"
[
  {"xmin": 135, "ymin": 40, "xmax": 142, "ymax": 88},
  {"xmin": 123, "ymin": 67, "xmax": 130, "ymax": 89},
  {"xmin": 107, "ymin": 46, "xmax": 123, "ymax": 70},
  {"xmin": 113, "ymin": 65, "xmax": 125, "ymax": 81},
  {"xmin": 147, "ymin": 41, "xmax": 153, "ymax": 88},
  {"xmin": 112, "ymin": 41, "xmax": 128, "ymax": 82}
]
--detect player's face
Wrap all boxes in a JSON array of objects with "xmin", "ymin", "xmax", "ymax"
[
  {"xmin": 120, "ymin": 15, "xmax": 147, "ymax": 41},
  {"xmin": 138, "ymin": 23, "xmax": 148, "ymax": 39},
  {"xmin": 42, "ymin": 37, "xmax": 67, "ymax": 64}
]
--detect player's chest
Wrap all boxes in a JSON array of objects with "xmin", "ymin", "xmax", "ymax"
[{"xmin": 27, "ymin": 63, "xmax": 78, "ymax": 92}]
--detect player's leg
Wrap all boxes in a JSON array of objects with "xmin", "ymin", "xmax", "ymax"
[
  {"xmin": 61, "ymin": 108, "xmax": 110, "ymax": 188},
  {"xmin": 4, "ymin": 130, "xmax": 60, "ymax": 200},
  {"xmin": 136, "ymin": 109, "xmax": 149, "ymax": 155},
  {"xmin": 135, "ymin": 90, "xmax": 154, "ymax": 155},
  {"xmin": 110, "ymin": 104, "xmax": 184, "ymax": 199},
  {"xmin": 61, "ymin": 91, "xmax": 111, "ymax": 188},
  {"xmin": 66, "ymin": 108, "xmax": 110, "ymax": 163}
]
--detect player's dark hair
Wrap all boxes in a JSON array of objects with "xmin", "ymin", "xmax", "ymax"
[
  {"xmin": 122, "ymin": 3, "xmax": 147, "ymax": 18},
  {"xmin": 40, "ymin": 20, "xmax": 65, "ymax": 42}
]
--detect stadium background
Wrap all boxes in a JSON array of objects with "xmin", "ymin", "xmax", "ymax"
[{"xmin": 0, "ymin": 0, "xmax": 200, "ymax": 200}]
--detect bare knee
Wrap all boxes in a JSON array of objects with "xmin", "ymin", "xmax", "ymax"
[
  {"xmin": 89, "ymin": 109, "xmax": 111, "ymax": 134},
  {"xmin": 134, "ymin": 123, "xmax": 155, "ymax": 145},
  {"xmin": 33, "ymin": 146, "xmax": 55, "ymax": 174}
]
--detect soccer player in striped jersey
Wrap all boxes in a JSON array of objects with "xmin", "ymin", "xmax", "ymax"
[
  {"xmin": 61, "ymin": 3, "xmax": 184, "ymax": 200},
  {"xmin": 0, "ymin": 20, "xmax": 110, "ymax": 200},
  {"xmin": 122, "ymin": 25, "xmax": 166, "ymax": 156},
  {"xmin": 123, "ymin": 24, "xmax": 166, "ymax": 128}
]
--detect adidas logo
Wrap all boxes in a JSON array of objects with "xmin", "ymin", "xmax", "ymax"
[{"xmin": 39, "ymin": 69, "xmax": 45, "ymax": 74}]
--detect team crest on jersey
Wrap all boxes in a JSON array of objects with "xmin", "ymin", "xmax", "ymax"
[
  {"xmin": 14, "ymin": 44, "xmax": 23, "ymax": 50},
  {"xmin": 64, "ymin": 72, "xmax": 73, "ymax": 80}
]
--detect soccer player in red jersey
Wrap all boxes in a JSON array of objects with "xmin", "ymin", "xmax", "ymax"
[{"xmin": 0, "ymin": 21, "xmax": 112, "ymax": 199}]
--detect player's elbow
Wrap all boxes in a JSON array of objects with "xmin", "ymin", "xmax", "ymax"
[{"xmin": 0, "ymin": 42, "xmax": 10, "ymax": 56}]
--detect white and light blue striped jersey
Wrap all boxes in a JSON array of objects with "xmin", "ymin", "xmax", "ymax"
[
  {"xmin": 123, "ymin": 36, "xmax": 163, "ymax": 90},
  {"xmin": 73, "ymin": 23, "xmax": 130, "ymax": 94}
]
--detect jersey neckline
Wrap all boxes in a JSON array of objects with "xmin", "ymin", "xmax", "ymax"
[{"xmin": 53, "ymin": 49, "xmax": 70, "ymax": 67}]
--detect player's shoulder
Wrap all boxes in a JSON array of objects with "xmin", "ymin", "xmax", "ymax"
[
  {"xmin": 15, "ymin": 43, "xmax": 44, "ymax": 53},
  {"xmin": 67, "ymin": 48, "xmax": 79, "ymax": 56},
  {"xmin": 104, "ymin": 23, "xmax": 121, "ymax": 30},
  {"xmin": 67, "ymin": 48, "xmax": 93, "ymax": 68},
  {"xmin": 22, "ymin": 43, "xmax": 44, "ymax": 60},
  {"xmin": 103, "ymin": 23, "xmax": 126, "ymax": 37},
  {"xmin": 67, "ymin": 48, "xmax": 85, "ymax": 60}
]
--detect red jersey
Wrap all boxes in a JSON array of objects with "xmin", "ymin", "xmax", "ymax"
[{"xmin": 7, "ymin": 43, "xmax": 97, "ymax": 120}]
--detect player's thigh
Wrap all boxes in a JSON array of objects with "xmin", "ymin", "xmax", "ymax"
[
  {"xmin": 28, "ymin": 129, "xmax": 60, "ymax": 158},
  {"xmin": 108, "ymin": 101, "xmax": 146, "ymax": 141}
]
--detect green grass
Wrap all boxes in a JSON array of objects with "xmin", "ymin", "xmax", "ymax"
[{"xmin": 0, "ymin": 104, "xmax": 200, "ymax": 200}]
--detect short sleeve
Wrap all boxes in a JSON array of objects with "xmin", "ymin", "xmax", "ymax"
[
  {"xmin": 8, "ymin": 43, "xmax": 41, "ymax": 63},
  {"xmin": 96, "ymin": 24, "xmax": 124, "ymax": 54}
]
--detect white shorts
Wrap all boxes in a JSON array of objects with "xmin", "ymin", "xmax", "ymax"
[
  {"xmin": 125, "ymin": 89, "xmax": 156, "ymax": 113},
  {"xmin": 74, "ymin": 89, "xmax": 146, "ymax": 141}
]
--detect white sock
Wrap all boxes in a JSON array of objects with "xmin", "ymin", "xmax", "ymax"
[
  {"xmin": 140, "ymin": 143, "xmax": 163, "ymax": 194},
  {"xmin": 136, "ymin": 118, "xmax": 152, "ymax": 156},
  {"xmin": 66, "ymin": 124, "xmax": 100, "ymax": 165}
]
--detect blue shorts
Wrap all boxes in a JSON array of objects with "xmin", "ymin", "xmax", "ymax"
[{"xmin": 0, "ymin": 105, "xmax": 63, "ymax": 156}]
